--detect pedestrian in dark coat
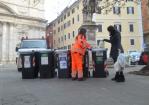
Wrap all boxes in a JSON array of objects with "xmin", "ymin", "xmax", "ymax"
[
  {"xmin": 104, "ymin": 25, "xmax": 124, "ymax": 63},
  {"xmin": 104, "ymin": 25, "xmax": 125, "ymax": 82}
]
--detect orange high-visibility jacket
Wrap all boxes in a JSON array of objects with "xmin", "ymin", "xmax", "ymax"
[{"xmin": 71, "ymin": 34, "xmax": 91, "ymax": 56}]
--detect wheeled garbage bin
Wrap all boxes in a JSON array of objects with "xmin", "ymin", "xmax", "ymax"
[
  {"xmin": 92, "ymin": 48, "xmax": 108, "ymax": 78},
  {"xmin": 37, "ymin": 49, "xmax": 55, "ymax": 78},
  {"xmin": 20, "ymin": 51, "xmax": 36, "ymax": 79},
  {"xmin": 83, "ymin": 51, "xmax": 90, "ymax": 78},
  {"xmin": 55, "ymin": 49, "xmax": 71, "ymax": 78}
]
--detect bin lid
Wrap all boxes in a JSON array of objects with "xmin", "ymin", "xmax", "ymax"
[
  {"xmin": 92, "ymin": 48, "xmax": 108, "ymax": 52},
  {"xmin": 37, "ymin": 49, "xmax": 53, "ymax": 53},
  {"xmin": 19, "ymin": 50, "xmax": 34, "ymax": 54},
  {"xmin": 18, "ymin": 49, "xmax": 53, "ymax": 54},
  {"xmin": 55, "ymin": 49, "xmax": 68, "ymax": 54}
]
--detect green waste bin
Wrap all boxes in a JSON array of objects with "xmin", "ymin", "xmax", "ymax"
[
  {"xmin": 20, "ymin": 51, "xmax": 36, "ymax": 79},
  {"xmin": 92, "ymin": 48, "xmax": 108, "ymax": 78},
  {"xmin": 83, "ymin": 51, "xmax": 90, "ymax": 78},
  {"xmin": 38, "ymin": 49, "xmax": 55, "ymax": 78}
]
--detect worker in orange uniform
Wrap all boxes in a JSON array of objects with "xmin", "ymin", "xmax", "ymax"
[{"xmin": 71, "ymin": 28, "xmax": 91, "ymax": 81}]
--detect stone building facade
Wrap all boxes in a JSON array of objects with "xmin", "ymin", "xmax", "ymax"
[
  {"xmin": 0, "ymin": 0, "xmax": 47, "ymax": 64},
  {"xmin": 50, "ymin": 0, "xmax": 144, "ymax": 54}
]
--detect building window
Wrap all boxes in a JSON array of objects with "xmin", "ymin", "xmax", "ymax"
[
  {"xmin": 77, "ymin": 15, "xmax": 79, "ymax": 22},
  {"xmin": 73, "ymin": 31, "xmax": 75, "ymax": 38},
  {"xmin": 130, "ymin": 39, "xmax": 135, "ymax": 45},
  {"xmin": 67, "ymin": 20, "xmax": 71, "ymax": 27},
  {"xmin": 58, "ymin": 19, "xmax": 60, "ymax": 24},
  {"xmin": 127, "ymin": 7, "xmax": 134, "ymax": 14},
  {"xmin": 114, "ymin": 24, "xmax": 122, "ymax": 32},
  {"xmin": 58, "ymin": 38, "xmax": 60, "ymax": 43},
  {"xmin": 127, "ymin": 0, "xmax": 133, "ymax": 1},
  {"xmin": 58, "ymin": 27, "xmax": 60, "ymax": 32},
  {"xmin": 97, "ymin": 40, "xmax": 101, "ymax": 46},
  {"xmin": 113, "ymin": 7, "xmax": 121, "ymax": 14},
  {"xmin": 68, "ymin": 33, "xmax": 70, "ymax": 39},
  {"xmin": 65, "ymin": 35, "xmax": 66, "ymax": 40},
  {"xmin": 77, "ymin": 5, "xmax": 79, "ymax": 10},
  {"xmin": 72, "ymin": 18, "xmax": 75, "ymax": 24},
  {"xmin": 98, "ymin": 24, "xmax": 102, "ymax": 32},
  {"xmin": 129, "ymin": 24, "xmax": 134, "ymax": 32},
  {"xmin": 64, "ymin": 46, "xmax": 67, "ymax": 49},
  {"xmin": 67, "ymin": 12, "xmax": 70, "ymax": 17},
  {"xmin": 68, "ymin": 45, "xmax": 71, "ymax": 49},
  {"xmin": 97, "ymin": 7, "xmax": 101, "ymax": 14},
  {"xmin": 64, "ymin": 23, "xmax": 67, "ymax": 29},
  {"xmin": 61, "ymin": 17, "xmax": 63, "ymax": 22},
  {"xmin": 64, "ymin": 15, "xmax": 66, "ymax": 20},
  {"xmin": 72, "ymin": 8, "xmax": 75, "ymax": 14}
]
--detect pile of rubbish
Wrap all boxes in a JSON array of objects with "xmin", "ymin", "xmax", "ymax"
[{"xmin": 129, "ymin": 65, "xmax": 149, "ymax": 76}]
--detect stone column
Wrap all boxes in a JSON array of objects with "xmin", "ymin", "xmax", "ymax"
[
  {"xmin": 1, "ymin": 22, "xmax": 7, "ymax": 63},
  {"xmin": 0, "ymin": 23, "xmax": 3, "ymax": 63},
  {"xmin": 8, "ymin": 23, "xmax": 15, "ymax": 62}
]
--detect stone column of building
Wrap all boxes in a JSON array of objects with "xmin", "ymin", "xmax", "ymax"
[
  {"xmin": 1, "ymin": 22, "xmax": 8, "ymax": 63},
  {"xmin": 8, "ymin": 23, "xmax": 15, "ymax": 62},
  {"xmin": 0, "ymin": 22, "xmax": 2, "ymax": 62}
]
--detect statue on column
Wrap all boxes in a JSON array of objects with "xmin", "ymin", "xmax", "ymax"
[
  {"xmin": 82, "ymin": 0, "xmax": 101, "ymax": 46},
  {"xmin": 83, "ymin": 0, "xmax": 100, "ymax": 21}
]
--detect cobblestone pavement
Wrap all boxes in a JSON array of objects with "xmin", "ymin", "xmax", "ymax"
[{"xmin": 0, "ymin": 64, "xmax": 149, "ymax": 105}]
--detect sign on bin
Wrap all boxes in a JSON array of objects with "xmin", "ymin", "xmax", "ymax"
[
  {"xmin": 41, "ymin": 54, "xmax": 48, "ymax": 65},
  {"xmin": 96, "ymin": 56, "xmax": 103, "ymax": 64},
  {"xmin": 59, "ymin": 53, "xmax": 67, "ymax": 69},
  {"xmin": 96, "ymin": 51, "xmax": 103, "ymax": 56},
  {"xmin": 96, "ymin": 51, "xmax": 103, "ymax": 64},
  {"xmin": 24, "ymin": 56, "xmax": 31, "ymax": 68}
]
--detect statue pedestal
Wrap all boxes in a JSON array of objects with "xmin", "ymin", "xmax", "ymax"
[{"xmin": 81, "ymin": 21, "xmax": 97, "ymax": 48}]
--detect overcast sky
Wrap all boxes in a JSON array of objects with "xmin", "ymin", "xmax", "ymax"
[{"xmin": 44, "ymin": 0, "xmax": 77, "ymax": 22}]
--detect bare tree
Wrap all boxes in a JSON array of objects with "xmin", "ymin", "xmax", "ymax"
[{"xmin": 83, "ymin": 0, "xmax": 142, "ymax": 15}]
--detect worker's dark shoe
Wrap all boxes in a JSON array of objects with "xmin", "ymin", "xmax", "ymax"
[
  {"xmin": 78, "ymin": 78, "xmax": 84, "ymax": 81},
  {"xmin": 111, "ymin": 72, "xmax": 119, "ymax": 81},
  {"xmin": 72, "ymin": 77, "xmax": 77, "ymax": 81}
]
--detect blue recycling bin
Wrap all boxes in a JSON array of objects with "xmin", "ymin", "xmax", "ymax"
[{"xmin": 55, "ymin": 49, "xmax": 71, "ymax": 78}]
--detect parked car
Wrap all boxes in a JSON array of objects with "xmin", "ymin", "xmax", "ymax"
[
  {"xmin": 129, "ymin": 51, "xmax": 141, "ymax": 65},
  {"xmin": 139, "ymin": 51, "xmax": 149, "ymax": 65}
]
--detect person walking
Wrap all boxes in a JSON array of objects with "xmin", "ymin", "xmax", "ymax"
[
  {"xmin": 71, "ymin": 28, "xmax": 91, "ymax": 81},
  {"xmin": 104, "ymin": 25, "xmax": 125, "ymax": 82}
]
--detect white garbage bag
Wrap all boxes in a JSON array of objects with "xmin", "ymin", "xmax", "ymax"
[
  {"xmin": 114, "ymin": 53, "xmax": 126, "ymax": 72},
  {"xmin": 117, "ymin": 53, "xmax": 126, "ymax": 68},
  {"xmin": 88, "ymin": 50, "xmax": 93, "ymax": 69},
  {"xmin": 99, "ymin": 40, "xmax": 105, "ymax": 48}
]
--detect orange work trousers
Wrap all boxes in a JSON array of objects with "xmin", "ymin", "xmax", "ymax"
[{"xmin": 71, "ymin": 52, "xmax": 83, "ymax": 78}]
